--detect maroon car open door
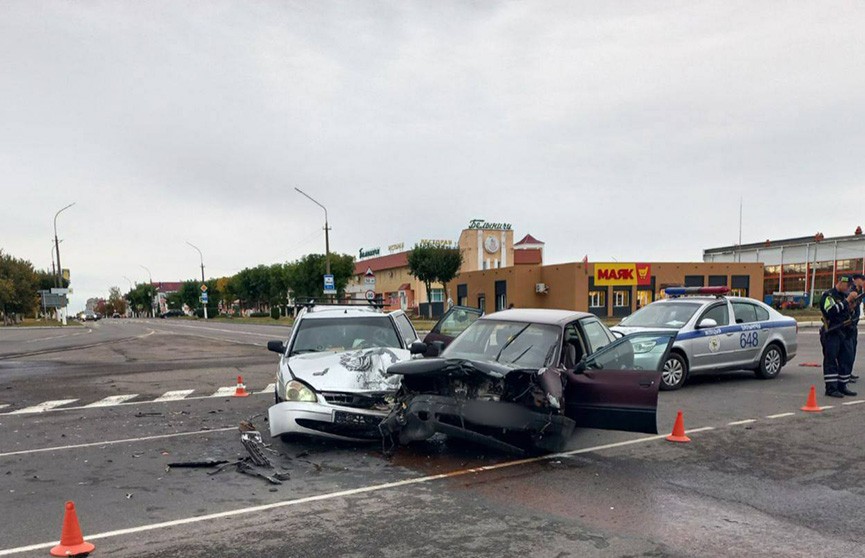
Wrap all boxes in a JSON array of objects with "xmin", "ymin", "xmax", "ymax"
[
  {"xmin": 422, "ymin": 306, "xmax": 482, "ymax": 348},
  {"xmin": 564, "ymin": 331, "xmax": 676, "ymax": 434}
]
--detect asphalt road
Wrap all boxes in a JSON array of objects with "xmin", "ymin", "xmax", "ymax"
[{"xmin": 0, "ymin": 319, "xmax": 863, "ymax": 557}]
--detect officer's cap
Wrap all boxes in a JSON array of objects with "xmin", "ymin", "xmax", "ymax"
[{"xmin": 838, "ymin": 275, "xmax": 851, "ymax": 283}]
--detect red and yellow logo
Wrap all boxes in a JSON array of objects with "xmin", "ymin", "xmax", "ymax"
[{"xmin": 594, "ymin": 263, "xmax": 652, "ymax": 286}]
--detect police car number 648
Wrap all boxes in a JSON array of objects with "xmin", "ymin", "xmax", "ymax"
[{"xmin": 611, "ymin": 287, "xmax": 798, "ymax": 391}]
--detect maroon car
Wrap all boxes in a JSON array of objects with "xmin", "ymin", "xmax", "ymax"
[
  {"xmin": 421, "ymin": 305, "xmax": 482, "ymax": 352},
  {"xmin": 381, "ymin": 309, "xmax": 676, "ymax": 454}
]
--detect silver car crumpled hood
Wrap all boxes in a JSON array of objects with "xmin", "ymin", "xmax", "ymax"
[{"xmin": 286, "ymin": 347, "xmax": 410, "ymax": 393}]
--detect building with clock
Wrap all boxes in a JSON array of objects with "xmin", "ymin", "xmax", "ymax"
[{"xmin": 348, "ymin": 220, "xmax": 544, "ymax": 316}]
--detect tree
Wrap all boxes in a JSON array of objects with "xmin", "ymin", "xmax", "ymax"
[
  {"xmin": 285, "ymin": 253, "xmax": 355, "ymax": 299},
  {"xmin": 125, "ymin": 283, "xmax": 156, "ymax": 317},
  {"xmin": 407, "ymin": 244, "xmax": 464, "ymax": 318},
  {"xmin": 0, "ymin": 250, "xmax": 38, "ymax": 320},
  {"xmin": 107, "ymin": 286, "xmax": 127, "ymax": 315}
]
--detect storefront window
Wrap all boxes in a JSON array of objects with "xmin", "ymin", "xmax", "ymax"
[
  {"xmin": 589, "ymin": 290, "xmax": 606, "ymax": 308},
  {"xmin": 430, "ymin": 289, "xmax": 444, "ymax": 303},
  {"xmin": 613, "ymin": 290, "xmax": 630, "ymax": 307},
  {"xmin": 636, "ymin": 290, "xmax": 652, "ymax": 309}
]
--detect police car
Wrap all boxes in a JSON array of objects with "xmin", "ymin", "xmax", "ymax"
[{"xmin": 611, "ymin": 287, "xmax": 798, "ymax": 391}]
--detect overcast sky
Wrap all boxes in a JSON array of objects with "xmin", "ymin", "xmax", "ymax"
[{"xmin": 2, "ymin": 1, "xmax": 864, "ymax": 312}]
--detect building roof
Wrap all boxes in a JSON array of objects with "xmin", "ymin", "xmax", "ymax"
[
  {"xmin": 152, "ymin": 281, "xmax": 183, "ymax": 293},
  {"xmin": 705, "ymin": 231, "xmax": 865, "ymax": 255},
  {"xmin": 354, "ymin": 251, "xmax": 409, "ymax": 275},
  {"xmin": 515, "ymin": 234, "xmax": 545, "ymax": 247}
]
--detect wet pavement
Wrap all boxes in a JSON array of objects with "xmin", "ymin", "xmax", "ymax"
[{"xmin": 0, "ymin": 320, "xmax": 863, "ymax": 556}]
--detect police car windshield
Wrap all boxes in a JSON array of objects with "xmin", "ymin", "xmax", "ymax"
[{"xmin": 619, "ymin": 301, "xmax": 703, "ymax": 329}]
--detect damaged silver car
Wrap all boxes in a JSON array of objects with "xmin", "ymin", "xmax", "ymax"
[
  {"xmin": 267, "ymin": 300, "xmax": 420, "ymax": 441},
  {"xmin": 380, "ymin": 309, "xmax": 676, "ymax": 455}
]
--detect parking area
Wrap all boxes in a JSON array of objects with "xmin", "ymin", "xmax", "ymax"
[{"xmin": 1, "ymin": 319, "xmax": 863, "ymax": 557}]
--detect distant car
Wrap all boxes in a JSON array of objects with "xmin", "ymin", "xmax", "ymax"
[
  {"xmin": 611, "ymin": 287, "xmax": 798, "ymax": 391},
  {"xmin": 266, "ymin": 301, "xmax": 421, "ymax": 442},
  {"xmin": 381, "ymin": 308, "xmax": 676, "ymax": 454},
  {"xmin": 160, "ymin": 309, "xmax": 184, "ymax": 318},
  {"xmin": 112, "ymin": 312, "xmax": 121, "ymax": 319},
  {"xmin": 83, "ymin": 312, "xmax": 99, "ymax": 321}
]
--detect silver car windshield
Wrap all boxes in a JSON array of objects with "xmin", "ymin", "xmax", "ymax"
[
  {"xmin": 290, "ymin": 317, "xmax": 400, "ymax": 355},
  {"xmin": 619, "ymin": 301, "xmax": 703, "ymax": 329},
  {"xmin": 441, "ymin": 320, "xmax": 560, "ymax": 368}
]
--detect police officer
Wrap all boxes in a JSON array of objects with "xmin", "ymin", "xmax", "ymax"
[
  {"xmin": 844, "ymin": 273, "xmax": 864, "ymax": 383},
  {"xmin": 819, "ymin": 276, "xmax": 857, "ymax": 397}
]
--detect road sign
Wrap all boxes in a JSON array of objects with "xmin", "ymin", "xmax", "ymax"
[
  {"xmin": 200, "ymin": 292, "xmax": 209, "ymax": 303},
  {"xmin": 365, "ymin": 290, "xmax": 376, "ymax": 301},
  {"xmin": 323, "ymin": 274, "xmax": 336, "ymax": 295},
  {"xmin": 363, "ymin": 268, "xmax": 376, "ymax": 290},
  {"xmin": 200, "ymin": 284, "xmax": 208, "ymax": 293}
]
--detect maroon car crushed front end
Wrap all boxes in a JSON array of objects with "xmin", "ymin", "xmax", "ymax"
[{"xmin": 380, "ymin": 309, "xmax": 677, "ymax": 455}]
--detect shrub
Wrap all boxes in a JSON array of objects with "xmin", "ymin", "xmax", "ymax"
[
  {"xmin": 270, "ymin": 307, "xmax": 280, "ymax": 320},
  {"xmin": 249, "ymin": 311, "xmax": 269, "ymax": 318}
]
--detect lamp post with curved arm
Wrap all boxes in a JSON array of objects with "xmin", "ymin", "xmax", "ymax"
[{"xmin": 186, "ymin": 241, "xmax": 208, "ymax": 319}]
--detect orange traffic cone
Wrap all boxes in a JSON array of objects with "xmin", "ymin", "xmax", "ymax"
[
  {"xmin": 234, "ymin": 375, "xmax": 250, "ymax": 398},
  {"xmin": 666, "ymin": 410, "xmax": 691, "ymax": 443},
  {"xmin": 50, "ymin": 501, "xmax": 95, "ymax": 557},
  {"xmin": 801, "ymin": 385, "xmax": 822, "ymax": 413}
]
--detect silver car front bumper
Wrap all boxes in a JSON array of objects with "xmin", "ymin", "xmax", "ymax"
[{"xmin": 268, "ymin": 401, "xmax": 388, "ymax": 442}]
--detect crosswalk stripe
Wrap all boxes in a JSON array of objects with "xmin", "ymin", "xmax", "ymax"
[
  {"xmin": 210, "ymin": 387, "xmax": 236, "ymax": 398},
  {"xmin": 7, "ymin": 399, "xmax": 79, "ymax": 414},
  {"xmin": 84, "ymin": 394, "xmax": 139, "ymax": 407},
  {"xmin": 259, "ymin": 383, "xmax": 276, "ymax": 394},
  {"xmin": 153, "ymin": 390, "xmax": 195, "ymax": 402}
]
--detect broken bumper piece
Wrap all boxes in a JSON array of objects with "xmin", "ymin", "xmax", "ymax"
[
  {"xmin": 268, "ymin": 401, "xmax": 387, "ymax": 441},
  {"xmin": 380, "ymin": 395, "xmax": 576, "ymax": 454}
]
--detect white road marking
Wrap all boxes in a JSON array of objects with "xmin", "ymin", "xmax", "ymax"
[
  {"xmin": 23, "ymin": 329, "xmax": 92, "ymax": 344},
  {"xmin": 153, "ymin": 390, "xmax": 195, "ymax": 402},
  {"xmin": 84, "ymin": 394, "xmax": 138, "ymax": 407},
  {"xmin": 842, "ymin": 400, "xmax": 865, "ymax": 406},
  {"xmin": 820, "ymin": 405, "xmax": 835, "ymax": 410},
  {"xmin": 147, "ymin": 321, "xmax": 282, "ymax": 338},
  {"xmin": 0, "ymin": 427, "xmax": 236, "ymax": 459},
  {"xmin": 766, "ymin": 412, "xmax": 796, "ymax": 419},
  {"xmin": 210, "ymin": 386, "xmax": 236, "ymax": 397},
  {"xmin": 6, "ymin": 399, "xmax": 78, "ymax": 414},
  {"xmin": 0, "ymin": 404, "xmax": 8, "ymax": 411},
  {"xmin": 0, "ymin": 429, "xmax": 701, "ymax": 556},
  {"xmin": 259, "ymin": 383, "xmax": 275, "ymax": 394},
  {"xmin": 727, "ymin": 419, "xmax": 757, "ymax": 426}
]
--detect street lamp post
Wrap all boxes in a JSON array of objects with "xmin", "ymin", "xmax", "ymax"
[
  {"xmin": 53, "ymin": 203, "xmax": 75, "ymax": 288},
  {"xmin": 140, "ymin": 264, "xmax": 155, "ymax": 317},
  {"xmin": 186, "ymin": 241, "xmax": 208, "ymax": 319},
  {"xmin": 295, "ymin": 187, "xmax": 331, "ymax": 276},
  {"xmin": 53, "ymin": 202, "xmax": 75, "ymax": 324}
]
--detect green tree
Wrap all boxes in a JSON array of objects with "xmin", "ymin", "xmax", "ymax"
[
  {"xmin": 179, "ymin": 280, "xmax": 200, "ymax": 311},
  {"xmin": 125, "ymin": 283, "xmax": 156, "ymax": 317},
  {"xmin": 0, "ymin": 250, "xmax": 38, "ymax": 320},
  {"xmin": 285, "ymin": 253, "xmax": 354, "ymax": 299},
  {"xmin": 407, "ymin": 245, "xmax": 464, "ymax": 317}
]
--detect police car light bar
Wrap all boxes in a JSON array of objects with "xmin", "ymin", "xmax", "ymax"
[{"xmin": 664, "ymin": 286, "xmax": 730, "ymax": 297}]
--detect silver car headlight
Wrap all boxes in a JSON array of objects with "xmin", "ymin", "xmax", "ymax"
[
  {"xmin": 633, "ymin": 340, "xmax": 658, "ymax": 354},
  {"xmin": 285, "ymin": 380, "xmax": 317, "ymax": 402}
]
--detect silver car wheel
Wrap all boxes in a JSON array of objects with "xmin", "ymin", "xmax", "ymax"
[
  {"xmin": 764, "ymin": 347, "xmax": 782, "ymax": 376},
  {"xmin": 662, "ymin": 358, "xmax": 684, "ymax": 386}
]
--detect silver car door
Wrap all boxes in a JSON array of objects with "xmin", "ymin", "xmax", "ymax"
[{"xmin": 731, "ymin": 301, "xmax": 762, "ymax": 365}]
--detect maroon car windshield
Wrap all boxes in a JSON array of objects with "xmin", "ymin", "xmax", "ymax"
[{"xmin": 441, "ymin": 320, "xmax": 560, "ymax": 369}]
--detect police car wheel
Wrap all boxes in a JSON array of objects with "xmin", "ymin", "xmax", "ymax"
[
  {"xmin": 755, "ymin": 343, "xmax": 784, "ymax": 379},
  {"xmin": 660, "ymin": 353, "xmax": 687, "ymax": 391}
]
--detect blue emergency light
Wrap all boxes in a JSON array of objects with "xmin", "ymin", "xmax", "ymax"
[{"xmin": 664, "ymin": 286, "xmax": 730, "ymax": 297}]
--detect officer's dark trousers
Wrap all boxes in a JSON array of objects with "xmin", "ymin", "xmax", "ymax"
[
  {"xmin": 842, "ymin": 331, "xmax": 858, "ymax": 378},
  {"xmin": 821, "ymin": 331, "xmax": 851, "ymax": 392}
]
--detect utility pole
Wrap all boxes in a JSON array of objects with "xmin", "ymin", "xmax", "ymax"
[
  {"xmin": 186, "ymin": 241, "xmax": 208, "ymax": 319},
  {"xmin": 295, "ymin": 187, "xmax": 331, "ymax": 275}
]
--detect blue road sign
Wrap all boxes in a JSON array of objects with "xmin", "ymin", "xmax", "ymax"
[
  {"xmin": 201, "ymin": 292, "xmax": 209, "ymax": 303},
  {"xmin": 323, "ymin": 274, "xmax": 336, "ymax": 294}
]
